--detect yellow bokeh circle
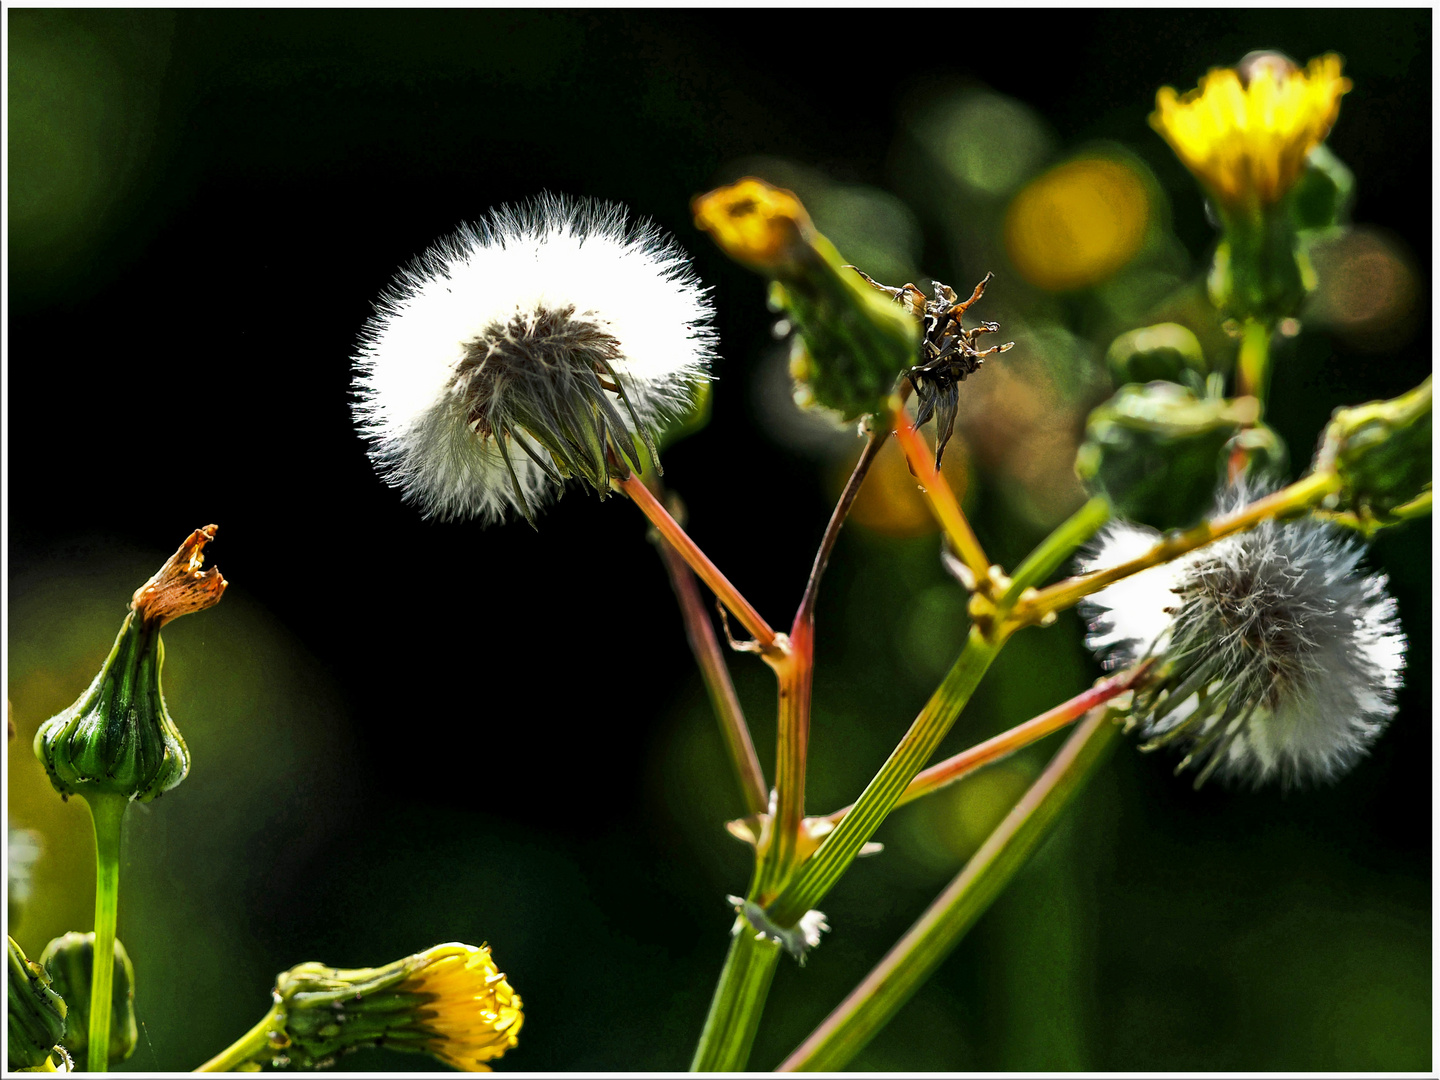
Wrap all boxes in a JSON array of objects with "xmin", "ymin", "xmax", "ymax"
[{"xmin": 1004, "ymin": 156, "xmax": 1151, "ymax": 291}]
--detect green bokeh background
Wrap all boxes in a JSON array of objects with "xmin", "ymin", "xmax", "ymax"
[{"xmin": 7, "ymin": 9, "xmax": 1430, "ymax": 1072}]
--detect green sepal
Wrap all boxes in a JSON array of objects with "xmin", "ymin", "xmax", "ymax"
[
  {"xmin": 33, "ymin": 611, "xmax": 190, "ymax": 803},
  {"xmin": 776, "ymin": 231, "xmax": 921, "ymax": 421},
  {"xmin": 1227, "ymin": 421, "xmax": 1289, "ymax": 480},
  {"xmin": 39, "ymin": 931, "xmax": 138, "ymax": 1065},
  {"xmin": 1313, "ymin": 376, "xmax": 1432, "ymax": 532},
  {"xmin": 1106, "ymin": 323, "xmax": 1208, "ymax": 387},
  {"xmin": 8, "ymin": 937, "xmax": 67, "ymax": 1071},
  {"xmin": 1289, "ymin": 145, "xmax": 1354, "ymax": 235},
  {"xmin": 1209, "ymin": 205, "xmax": 1312, "ymax": 324},
  {"xmin": 1076, "ymin": 381, "xmax": 1257, "ymax": 531},
  {"xmin": 271, "ymin": 955, "xmax": 441, "ymax": 1068}
]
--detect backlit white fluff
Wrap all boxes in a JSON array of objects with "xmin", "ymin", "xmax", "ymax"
[
  {"xmin": 353, "ymin": 195, "xmax": 716, "ymax": 523},
  {"xmin": 1079, "ymin": 483, "xmax": 1406, "ymax": 788}
]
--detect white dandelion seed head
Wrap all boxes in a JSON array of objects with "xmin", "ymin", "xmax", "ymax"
[
  {"xmin": 1079, "ymin": 480, "xmax": 1407, "ymax": 788},
  {"xmin": 352, "ymin": 194, "xmax": 717, "ymax": 523}
]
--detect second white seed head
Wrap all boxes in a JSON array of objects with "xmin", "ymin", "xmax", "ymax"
[{"xmin": 1080, "ymin": 481, "xmax": 1406, "ymax": 788}]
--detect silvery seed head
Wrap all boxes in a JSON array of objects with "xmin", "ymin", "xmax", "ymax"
[
  {"xmin": 353, "ymin": 194, "xmax": 717, "ymax": 524},
  {"xmin": 1079, "ymin": 480, "xmax": 1406, "ymax": 788}
]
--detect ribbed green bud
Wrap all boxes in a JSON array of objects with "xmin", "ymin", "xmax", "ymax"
[
  {"xmin": 8, "ymin": 937, "xmax": 67, "ymax": 1071},
  {"xmin": 1313, "ymin": 376, "xmax": 1432, "ymax": 532},
  {"xmin": 694, "ymin": 178, "xmax": 920, "ymax": 420},
  {"xmin": 1076, "ymin": 381, "xmax": 1259, "ymax": 531},
  {"xmin": 1105, "ymin": 323, "xmax": 1207, "ymax": 387},
  {"xmin": 1209, "ymin": 206, "xmax": 1313, "ymax": 324},
  {"xmin": 39, "ymin": 932, "xmax": 138, "ymax": 1066},
  {"xmin": 34, "ymin": 611, "xmax": 188, "ymax": 802},
  {"xmin": 33, "ymin": 526, "xmax": 224, "ymax": 803}
]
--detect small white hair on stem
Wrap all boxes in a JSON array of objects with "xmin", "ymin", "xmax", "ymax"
[
  {"xmin": 1079, "ymin": 480, "xmax": 1406, "ymax": 788},
  {"xmin": 352, "ymin": 194, "xmax": 716, "ymax": 524}
]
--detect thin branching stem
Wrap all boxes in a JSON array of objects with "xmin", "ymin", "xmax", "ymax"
[
  {"xmin": 778, "ymin": 705, "xmax": 1123, "ymax": 1072},
  {"xmin": 891, "ymin": 404, "xmax": 992, "ymax": 589},
  {"xmin": 618, "ymin": 473, "xmax": 783, "ymax": 654},
  {"xmin": 796, "ymin": 423, "xmax": 888, "ymax": 623},
  {"xmin": 767, "ymin": 627, "xmax": 1004, "ymax": 928},
  {"xmin": 821, "ymin": 661, "xmax": 1151, "ymax": 825},
  {"xmin": 194, "ymin": 1002, "xmax": 285, "ymax": 1072},
  {"xmin": 1007, "ymin": 470, "xmax": 1342, "ymax": 629},
  {"xmin": 655, "ymin": 529, "xmax": 769, "ymax": 818},
  {"xmin": 756, "ymin": 423, "xmax": 889, "ymax": 898}
]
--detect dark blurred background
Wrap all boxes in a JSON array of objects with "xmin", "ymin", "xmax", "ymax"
[{"xmin": 7, "ymin": 9, "xmax": 1430, "ymax": 1072}]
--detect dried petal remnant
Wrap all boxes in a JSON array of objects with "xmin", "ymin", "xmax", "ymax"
[{"xmin": 131, "ymin": 525, "xmax": 227, "ymax": 627}]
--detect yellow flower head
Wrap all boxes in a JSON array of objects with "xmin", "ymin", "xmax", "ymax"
[
  {"xmin": 270, "ymin": 941, "xmax": 523, "ymax": 1071},
  {"xmin": 1151, "ymin": 52, "xmax": 1351, "ymax": 211},
  {"xmin": 401, "ymin": 943, "xmax": 524, "ymax": 1072}
]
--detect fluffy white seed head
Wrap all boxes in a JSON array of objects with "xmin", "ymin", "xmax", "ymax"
[
  {"xmin": 352, "ymin": 194, "xmax": 716, "ymax": 523},
  {"xmin": 1080, "ymin": 482, "xmax": 1406, "ymax": 788}
]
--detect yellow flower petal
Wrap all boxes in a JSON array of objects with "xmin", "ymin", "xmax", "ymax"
[
  {"xmin": 1151, "ymin": 53, "xmax": 1351, "ymax": 210},
  {"xmin": 403, "ymin": 943, "xmax": 524, "ymax": 1071},
  {"xmin": 691, "ymin": 177, "xmax": 813, "ymax": 272}
]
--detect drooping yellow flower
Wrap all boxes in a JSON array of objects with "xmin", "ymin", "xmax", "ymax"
[
  {"xmin": 401, "ymin": 943, "xmax": 525, "ymax": 1071},
  {"xmin": 693, "ymin": 176, "xmax": 920, "ymax": 420},
  {"xmin": 692, "ymin": 177, "xmax": 814, "ymax": 272},
  {"xmin": 1151, "ymin": 53, "xmax": 1351, "ymax": 211},
  {"xmin": 237, "ymin": 942, "xmax": 524, "ymax": 1071}
]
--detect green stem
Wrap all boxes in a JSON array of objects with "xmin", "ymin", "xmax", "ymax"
[
  {"xmin": 753, "ymin": 628, "xmax": 814, "ymax": 903},
  {"xmin": 821, "ymin": 661, "xmax": 1149, "ymax": 824},
  {"xmin": 1236, "ymin": 318, "xmax": 1273, "ymax": 406},
  {"xmin": 1009, "ymin": 470, "xmax": 1341, "ymax": 628},
  {"xmin": 688, "ymin": 922, "xmax": 782, "ymax": 1071},
  {"xmin": 892, "ymin": 405, "xmax": 992, "ymax": 589},
  {"xmin": 194, "ymin": 1001, "xmax": 286, "ymax": 1071},
  {"xmin": 655, "ymin": 531, "xmax": 769, "ymax": 817},
  {"xmin": 618, "ymin": 473, "xmax": 783, "ymax": 655},
  {"xmin": 689, "ymin": 429, "xmax": 882, "ymax": 1069},
  {"xmin": 86, "ymin": 794, "xmax": 127, "ymax": 1073},
  {"xmin": 778, "ymin": 705, "xmax": 1123, "ymax": 1072},
  {"xmin": 767, "ymin": 628, "xmax": 1003, "ymax": 928},
  {"xmin": 998, "ymin": 496, "xmax": 1111, "ymax": 612}
]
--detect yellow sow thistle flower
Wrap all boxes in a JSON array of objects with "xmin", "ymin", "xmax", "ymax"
[
  {"xmin": 202, "ymin": 942, "xmax": 522, "ymax": 1072},
  {"xmin": 1151, "ymin": 52, "xmax": 1351, "ymax": 211}
]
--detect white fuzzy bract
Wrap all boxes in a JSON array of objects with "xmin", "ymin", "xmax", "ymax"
[
  {"xmin": 1079, "ymin": 483, "xmax": 1406, "ymax": 787},
  {"xmin": 353, "ymin": 195, "xmax": 716, "ymax": 522}
]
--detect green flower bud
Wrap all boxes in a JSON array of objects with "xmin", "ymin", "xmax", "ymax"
[
  {"xmin": 1313, "ymin": 376, "xmax": 1432, "ymax": 532},
  {"xmin": 249, "ymin": 943, "xmax": 522, "ymax": 1071},
  {"xmin": 1076, "ymin": 381, "xmax": 1259, "ymax": 531},
  {"xmin": 694, "ymin": 178, "xmax": 920, "ymax": 420},
  {"xmin": 34, "ymin": 526, "xmax": 225, "ymax": 803},
  {"xmin": 1288, "ymin": 144, "xmax": 1354, "ymax": 235},
  {"xmin": 39, "ymin": 932, "xmax": 138, "ymax": 1066},
  {"xmin": 8, "ymin": 937, "xmax": 67, "ymax": 1071},
  {"xmin": 1209, "ymin": 206, "xmax": 1314, "ymax": 324},
  {"xmin": 1106, "ymin": 323, "xmax": 1208, "ymax": 387}
]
